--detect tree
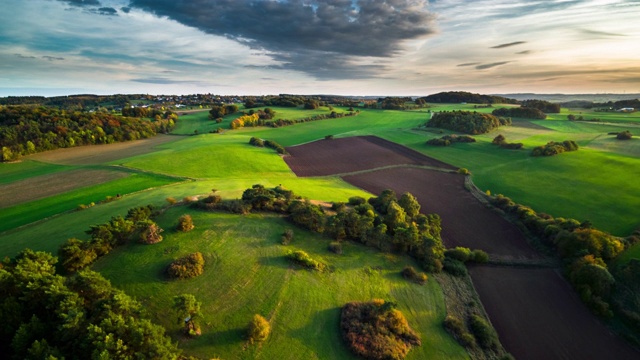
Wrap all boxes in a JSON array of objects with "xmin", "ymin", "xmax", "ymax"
[
  {"xmin": 176, "ymin": 214, "xmax": 195, "ymax": 232},
  {"xmin": 208, "ymin": 105, "xmax": 226, "ymax": 119},
  {"xmin": 172, "ymin": 294, "xmax": 202, "ymax": 337},
  {"xmin": 139, "ymin": 220, "xmax": 163, "ymax": 244},
  {"xmin": 398, "ymin": 192, "xmax": 421, "ymax": 219},
  {"xmin": 247, "ymin": 314, "xmax": 270, "ymax": 343}
]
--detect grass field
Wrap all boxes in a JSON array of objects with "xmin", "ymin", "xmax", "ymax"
[
  {"xmin": 0, "ymin": 160, "xmax": 70, "ymax": 184},
  {"xmin": 92, "ymin": 207, "xmax": 467, "ymax": 360},
  {"xmin": 0, "ymin": 170, "xmax": 182, "ymax": 234}
]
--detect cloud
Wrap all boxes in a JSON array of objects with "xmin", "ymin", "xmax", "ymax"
[
  {"xmin": 93, "ymin": 7, "xmax": 118, "ymax": 16},
  {"xmin": 120, "ymin": 6, "xmax": 130, "ymax": 13},
  {"xmin": 42, "ymin": 55, "xmax": 65, "ymax": 61},
  {"xmin": 515, "ymin": 50, "xmax": 532, "ymax": 55},
  {"xmin": 129, "ymin": 0, "xmax": 436, "ymax": 79},
  {"xmin": 491, "ymin": 41, "xmax": 526, "ymax": 49},
  {"xmin": 15, "ymin": 53, "xmax": 36, "ymax": 59},
  {"xmin": 476, "ymin": 61, "xmax": 510, "ymax": 70},
  {"xmin": 59, "ymin": 0, "xmax": 101, "ymax": 7},
  {"xmin": 130, "ymin": 77, "xmax": 204, "ymax": 85},
  {"xmin": 457, "ymin": 62, "xmax": 480, "ymax": 67},
  {"xmin": 578, "ymin": 28, "xmax": 626, "ymax": 39}
]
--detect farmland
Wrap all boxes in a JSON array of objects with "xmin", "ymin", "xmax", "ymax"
[{"xmin": 1, "ymin": 100, "xmax": 639, "ymax": 359}]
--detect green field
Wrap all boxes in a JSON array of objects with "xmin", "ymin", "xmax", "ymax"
[
  {"xmin": 92, "ymin": 207, "xmax": 467, "ymax": 360},
  {"xmin": 0, "ymin": 170, "xmax": 182, "ymax": 234},
  {"xmin": 0, "ymin": 160, "xmax": 70, "ymax": 184}
]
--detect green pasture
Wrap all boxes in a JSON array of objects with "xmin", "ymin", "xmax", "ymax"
[
  {"xmin": 0, "ymin": 160, "xmax": 70, "ymax": 184},
  {"xmin": 92, "ymin": 208, "xmax": 467, "ymax": 360},
  {"xmin": 0, "ymin": 171, "xmax": 181, "ymax": 235}
]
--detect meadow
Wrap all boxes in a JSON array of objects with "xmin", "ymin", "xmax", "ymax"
[{"xmin": 92, "ymin": 207, "xmax": 467, "ymax": 359}]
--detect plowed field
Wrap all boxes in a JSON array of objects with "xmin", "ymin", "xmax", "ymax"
[
  {"xmin": 284, "ymin": 136, "xmax": 455, "ymax": 176},
  {"xmin": 343, "ymin": 167, "xmax": 539, "ymax": 259},
  {"xmin": 470, "ymin": 266, "xmax": 639, "ymax": 360}
]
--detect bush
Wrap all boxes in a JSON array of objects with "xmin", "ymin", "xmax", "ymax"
[
  {"xmin": 457, "ymin": 168, "xmax": 470, "ymax": 175},
  {"xmin": 166, "ymin": 197, "xmax": 177, "ymax": 205},
  {"xmin": 247, "ymin": 314, "xmax": 270, "ymax": 343},
  {"xmin": 325, "ymin": 135, "xmax": 334, "ymax": 140},
  {"xmin": 348, "ymin": 196, "xmax": 366, "ymax": 206},
  {"xmin": 616, "ymin": 130, "xmax": 633, "ymax": 140},
  {"xmin": 167, "ymin": 252, "xmax": 205, "ymax": 279},
  {"xmin": 426, "ymin": 134, "xmax": 476, "ymax": 146},
  {"xmin": 443, "ymin": 315, "xmax": 476, "ymax": 348},
  {"xmin": 443, "ymin": 258, "xmax": 467, "ymax": 276},
  {"xmin": 281, "ymin": 228, "xmax": 294, "ymax": 245},
  {"xmin": 328, "ymin": 241, "xmax": 343, "ymax": 254},
  {"xmin": 469, "ymin": 314, "xmax": 498, "ymax": 350},
  {"xmin": 176, "ymin": 214, "xmax": 195, "ymax": 232},
  {"xmin": 470, "ymin": 249, "xmax": 489, "ymax": 263},
  {"xmin": 139, "ymin": 221, "xmax": 164, "ymax": 244},
  {"xmin": 531, "ymin": 140, "xmax": 578, "ymax": 156},
  {"xmin": 401, "ymin": 266, "xmax": 428, "ymax": 285},
  {"xmin": 445, "ymin": 247, "xmax": 472, "ymax": 262},
  {"xmin": 286, "ymin": 250, "xmax": 326, "ymax": 271},
  {"xmin": 341, "ymin": 300, "xmax": 421, "ymax": 360}
]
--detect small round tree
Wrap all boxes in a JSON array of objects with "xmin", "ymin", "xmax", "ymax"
[
  {"xmin": 139, "ymin": 220, "xmax": 163, "ymax": 244},
  {"xmin": 177, "ymin": 214, "xmax": 195, "ymax": 232},
  {"xmin": 247, "ymin": 314, "xmax": 270, "ymax": 343},
  {"xmin": 173, "ymin": 294, "xmax": 202, "ymax": 337}
]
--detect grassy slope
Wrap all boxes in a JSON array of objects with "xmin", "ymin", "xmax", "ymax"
[
  {"xmin": 0, "ymin": 171, "xmax": 181, "ymax": 234},
  {"xmin": 0, "ymin": 160, "xmax": 70, "ymax": 184},
  {"xmin": 92, "ymin": 207, "xmax": 466, "ymax": 360}
]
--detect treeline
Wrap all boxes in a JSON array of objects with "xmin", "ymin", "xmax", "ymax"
[
  {"xmin": 418, "ymin": 91, "xmax": 518, "ymax": 105},
  {"xmin": 249, "ymin": 137, "xmax": 287, "ymax": 154},
  {"xmin": 231, "ymin": 110, "xmax": 358, "ymax": 130},
  {"xmin": 562, "ymin": 99, "xmax": 640, "ymax": 110},
  {"xmin": 531, "ymin": 140, "xmax": 578, "ymax": 156},
  {"xmin": 0, "ymin": 105, "xmax": 175, "ymax": 161},
  {"xmin": 492, "ymin": 107, "xmax": 547, "ymax": 119},
  {"xmin": 58, "ymin": 205, "xmax": 160, "ymax": 273},
  {"xmin": 0, "ymin": 249, "xmax": 181, "ymax": 359},
  {"xmin": 426, "ymin": 134, "xmax": 476, "ymax": 146},
  {"xmin": 427, "ymin": 111, "xmax": 511, "ymax": 134},
  {"xmin": 490, "ymin": 195, "xmax": 639, "ymax": 327},
  {"xmin": 491, "ymin": 134, "xmax": 523, "ymax": 150},
  {"xmin": 0, "ymin": 94, "xmax": 148, "ymax": 108},
  {"xmin": 521, "ymin": 100, "xmax": 561, "ymax": 113},
  {"xmin": 194, "ymin": 185, "xmax": 447, "ymax": 272}
]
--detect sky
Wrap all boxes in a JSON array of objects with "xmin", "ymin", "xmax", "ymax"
[{"xmin": 1, "ymin": 0, "xmax": 639, "ymax": 96}]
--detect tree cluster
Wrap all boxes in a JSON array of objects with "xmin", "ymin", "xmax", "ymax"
[
  {"xmin": 59, "ymin": 205, "xmax": 157, "ymax": 273},
  {"xmin": 249, "ymin": 137, "xmax": 287, "ymax": 154},
  {"xmin": 208, "ymin": 104, "xmax": 239, "ymax": 119},
  {"xmin": 0, "ymin": 105, "xmax": 175, "ymax": 161},
  {"xmin": 401, "ymin": 266, "xmax": 428, "ymax": 285},
  {"xmin": 521, "ymin": 99, "xmax": 561, "ymax": 113},
  {"xmin": 531, "ymin": 140, "xmax": 578, "ymax": 156},
  {"xmin": 340, "ymin": 299, "xmax": 421, "ymax": 360},
  {"xmin": 491, "ymin": 134, "xmax": 523, "ymax": 150},
  {"xmin": 418, "ymin": 91, "xmax": 518, "ymax": 105},
  {"xmin": 377, "ymin": 97, "xmax": 412, "ymax": 110},
  {"xmin": 0, "ymin": 250, "xmax": 181, "ymax": 359},
  {"xmin": 492, "ymin": 107, "xmax": 547, "ymax": 119},
  {"xmin": 166, "ymin": 252, "xmax": 205, "ymax": 279},
  {"xmin": 490, "ymin": 194, "xmax": 636, "ymax": 318},
  {"xmin": 426, "ymin": 134, "xmax": 476, "ymax": 146},
  {"xmin": 427, "ymin": 111, "xmax": 511, "ymax": 135},
  {"xmin": 615, "ymin": 130, "xmax": 633, "ymax": 140},
  {"xmin": 286, "ymin": 250, "xmax": 326, "ymax": 271}
]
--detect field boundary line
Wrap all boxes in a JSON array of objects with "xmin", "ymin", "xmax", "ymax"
[{"xmin": 314, "ymin": 164, "xmax": 455, "ymax": 178}]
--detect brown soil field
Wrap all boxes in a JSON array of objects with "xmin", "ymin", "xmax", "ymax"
[
  {"xmin": 26, "ymin": 134, "xmax": 180, "ymax": 165},
  {"xmin": 0, "ymin": 169, "xmax": 129, "ymax": 208},
  {"xmin": 469, "ymin": 266, "xmax": 640, "ymax": 360},
  {"xmin": 284, "ymin": 136, "xmax": 455, "ymax": 176},
  {"xmin": 343, "ymin": 167, "xmax": 539, "ymax": 259}
]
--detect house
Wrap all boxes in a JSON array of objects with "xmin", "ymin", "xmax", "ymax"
[{"xmin": 617, "ymin": 107, "xmax": 635, "ymax": 112}]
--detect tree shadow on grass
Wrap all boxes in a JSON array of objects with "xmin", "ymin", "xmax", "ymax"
[
  {"xmin": 258, "ymin": 255, "xmax": 292, "ymax": 269},
  {"xmin": 198, "ymin": 327, "xmax": 246, "ymax": 347}
]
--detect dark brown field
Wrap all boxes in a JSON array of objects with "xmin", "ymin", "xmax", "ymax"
[
  {"xmin": 343, "ymin": 167, "xmax": 539, "ymax": 259},
  {"xmin": 470, "ymin": 266, "xmax": 639, "ymax": 360},
  {"xmin": 283, "ymin": 135, "xmax": 639, "ymax": 359},
  {"xmin": 284, "ymin": 135, "xmax": 455, "ymax": 177}
]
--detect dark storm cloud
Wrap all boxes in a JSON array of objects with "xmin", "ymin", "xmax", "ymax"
[
  {"xmin": 476, "ymin": 61, "xmax": 510, "ymax": 70},
  {"xmin": 129, "ymin": 0, "xmax": 435, "ymax": 78},
  {"xmin": 491, "ymin": 41, "xmax": 526, "ymax": 49},
  {"xmin": 121, "ymin": 7, "xmax": 131, "ymax": 13}
]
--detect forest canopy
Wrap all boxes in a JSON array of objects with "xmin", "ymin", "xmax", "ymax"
[{"xmin": 427, "ymin": 111, "xmax": 511, "ymax": 134}]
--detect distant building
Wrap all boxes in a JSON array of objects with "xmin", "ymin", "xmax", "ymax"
[{"xmin": 618, "ymin": 107, "xmax": 635, "ymax": 112}]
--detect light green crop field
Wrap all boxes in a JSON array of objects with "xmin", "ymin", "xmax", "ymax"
[
  {"xmin": 0, "ymin": 160, "xmax": 70, "ymax": 184},
  {"xmin": 92, "ymin": 208, "xmax": 467, "ymax": 360},
  {"xmin": 0, "ymin": 171, "xmax": 181, "ymax": 234}
]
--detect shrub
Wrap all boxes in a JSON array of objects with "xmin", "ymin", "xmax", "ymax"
[
  {"xmin": 443, "ymin": 258, "xmax": 467, "ymax": 276},
  {"xmin": 457, "ymin": 168, "xmax": 470, "ymax": 175},
  {"xmin": 401, "ymin": 266, "xmax": 428, "ymax": 285},
  {"xmin": 426, "ymin": 134, "xmax": 476, "ymax": 146},
  {"xmin": 531, "ymin": 140, "xmax": 578, "ymax": 156},
  {"xmin": 325, "ymin": 135, "xmax": 334, "ymax": 140},
  {"xmin": 616, "ymin": 130, "xmax": 633, "ymax": 140},
  {"xmin": 281, "ymin": 228, "xmax": 294, "ymax": 245},
  {"xmin": 167, "ymin": 252, "xmax": 205, "ymax": 279},
  {"xmin": 166, "ymin": 197, "xmax": 177, "ymax": 205},
  {"xmin": 470, "ymin": 249, "xmax": 489, "ymax": 263},
  {"xmin": 443, "ymin": 315, "xmax": 476, "ymax": 348},
  {"xmin": 176, "ymin": 214, "xmax": 195, "ymax": 232},
  {"xmin": 341, "ymin": 300, "xmax": 421, "ymax": 360},
  {"xmin": 445, "ymin": 247, "xmax": 472, "ymax": 262},
  {"xmin": 139, "ymin": 221, "xmax": 164, "ymax": 244},
  {"xmin": 348, "ymin": 196, "xmax": 366, "ymax": 206},
  {"xmin": 469, "ymin": 314, "xmax": 498, "ymax": 350},
  {"xmin": 328, "ymin": 241, "xmax": 343, "ymax": 254},
  {"xmin": 286, "ymin": 250, "xmax": 326, "ymax": 271},
  {"xmin": 247, "ymin": 314, "xmax": 270, "ymax": 343}
]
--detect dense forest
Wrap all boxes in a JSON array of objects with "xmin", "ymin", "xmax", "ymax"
[
  {"xmin": 492, "ymin": 107, "xmax": 548, "ymax": 119},
  {"xmin": 0, "ymin": 105, "xmax": 176, "ymax": 161},
  {"xmin": 418, "ymin": 92, "xmax": 518, "ymax": 105},
  {"xmin": 427, "ymin": 111, "xmax": 512, "ymax": 134},
  {"xmin": 521, "ymin": 100, "xmax": 561, "ymax": 113}
]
